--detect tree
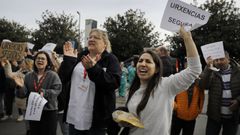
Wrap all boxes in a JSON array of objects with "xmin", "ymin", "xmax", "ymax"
[
  {"xmin": 103, "ymin": 9, "xmax": 160, "ymax": 61},
  {"xmin": 166, "ymin": 0, "xmax": 240, "ymax": 63},
  {"xmin": 31, "ymin": 10, "xmax": 79, "ymax": 53},
  {"xmin": 0, "ymin": 18, "xmax": 30, "ymax": 42}
]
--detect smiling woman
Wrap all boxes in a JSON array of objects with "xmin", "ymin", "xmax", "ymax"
[
  {"xmin": 12, "ymin": 51, "xmax": 62, "ymax": 135},
  {"xmin": 58, "ymin": 28, "xmax": 121, "ymax": 135},
  {"xmin": 114, "ymin": 26, "xmax": 202, "ymax": 135}
]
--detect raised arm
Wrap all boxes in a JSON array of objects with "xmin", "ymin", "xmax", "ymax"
[
  {"xmin": 166, "ymin": 26, "xmax": 202, "ymax": 96},
  {"xmin": 179, "ymin": 26, "xmax": 198, "ymax": 58},
  {"xmin": 1, "ymin": 59, "xmax": 16, "ymax": 79}
]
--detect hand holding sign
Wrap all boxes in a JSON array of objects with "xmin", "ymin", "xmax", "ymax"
[
  {"xmin": 25, "ymin": 92, "xmax": 47, "ymax": 121},
  {"xmin": 179, "ymin": 25, "xmax": 192, "ymax": 39},
  {"xmin": 200, "ymin": 41, "xmax": 225, "ymax": 61}
]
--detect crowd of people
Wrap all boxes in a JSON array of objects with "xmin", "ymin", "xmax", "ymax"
[{"xmin": 0, "ymin": 26, "xmax": 239, "ymax": 135}]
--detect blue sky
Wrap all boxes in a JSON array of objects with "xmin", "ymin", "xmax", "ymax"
[{"xmin": 0, "ymin": 0, "xmax": 239, "ymax": 38}]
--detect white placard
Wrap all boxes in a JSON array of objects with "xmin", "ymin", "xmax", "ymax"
[
  {"xmin": 40, "ymin": 43, "xmax": 56, "ymax": 51},
  {"xmin": 200, "ymin": 41, "xmax": 225, "ymax": 61},
  {"xmin": 160, "ymin": 0, "xmax": 211, "ymax": 32},
  {"xmin": 25, "ymin": 92, "xmax": 47, "ymax": 121},
  {"xmin": 27, "ymin": 42, "xmax": 35, "ymax": 49}
]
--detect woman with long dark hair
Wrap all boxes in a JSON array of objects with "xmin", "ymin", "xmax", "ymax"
[{"xmin": 117, "ymin": 26, "xmax": 202, "ymax": 135}]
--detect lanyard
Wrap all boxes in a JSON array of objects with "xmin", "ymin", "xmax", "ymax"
[
  {"xmin": 83, "ymin": 68, "xmax": 87, "ymax": 79},
  {"xmin": 34, "ymin": 73, "xmax": 46, "ymax": 92}
]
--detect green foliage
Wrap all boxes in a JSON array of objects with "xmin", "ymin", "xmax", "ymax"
[
  {"xmin": 103, "ymin": 9, "xmax": 160, "ymax": 61},
  {"xmin": 166, "ymin": 0, "xmax": 240, "ymax": 62},
  {"xmin": 0, "ymin": 18, "xmax": 30, "ymax": 42},
  {"xmin": 31, "ymin": 10, "xmax": 78, "ymax": 53}
]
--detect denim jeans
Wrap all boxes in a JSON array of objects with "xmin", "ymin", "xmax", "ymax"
[{"xmin": 69, "ymin": 124, "xmax": 106, "ymax": 135}]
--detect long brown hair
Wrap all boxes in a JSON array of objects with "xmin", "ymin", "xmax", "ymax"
[{"xmin": 126, "ymin": 50, "xmax": 163, "ymax": 116}]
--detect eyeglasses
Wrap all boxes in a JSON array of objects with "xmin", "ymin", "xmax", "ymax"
[{"xmin": 36, "ymin": 57, "xmax": 46, "ymax": 61}]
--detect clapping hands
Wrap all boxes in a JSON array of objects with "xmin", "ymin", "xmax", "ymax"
[{"xmin": 81, "ymin": 54, "xmax": 101, "ymax": 69}]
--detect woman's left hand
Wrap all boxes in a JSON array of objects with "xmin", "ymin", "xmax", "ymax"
[{"xmin": 82, "ymin": 54, "xmax": 101, "ymax": 69}]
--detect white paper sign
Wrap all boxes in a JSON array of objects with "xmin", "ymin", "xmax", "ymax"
[
  {"xmin": 27, "ymin": 42, "xmax": 35, "ymax": 49},
  {"xmin": 40, "ymin": 43, "xmax": 56, "ymax": 51},
  {"xmin": 200, "ymin": 41, "xmax": 225, "ymax": 61},
  {"xmin": 25, "ymin": 92, "xmax": 47, "ymax": 121},
  {"xmin": 160, "ymin": 0, "xmax": 211, "ymax": 32}
]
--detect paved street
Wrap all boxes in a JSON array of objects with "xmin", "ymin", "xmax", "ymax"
[{"xmin": 0, "ymin": 92, "xmax": 239, "ymax": 135}]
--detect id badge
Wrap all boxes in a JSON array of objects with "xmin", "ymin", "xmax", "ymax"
[{"xmin": 79, "ymin": 78, "xmax": 90, "ymax": 92}]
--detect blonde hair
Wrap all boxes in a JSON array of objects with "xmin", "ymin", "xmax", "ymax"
[
  {"xmin": 24, "ymin": 58, "xmax": 33, "ymax": 71},
  {"xmin": 89, "ymin": 29, "xmax": 112, "ymax": 53}
]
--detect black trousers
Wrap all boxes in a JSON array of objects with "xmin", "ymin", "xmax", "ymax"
[
  {"xmin": 69, "ymin": 124, "xmax": 106, "ymax": 135},
  {"xmin": 4, "ymin": 87, "xmax": 15, "ymax": 115},
  {"xmin": 29, "ymin": 110, "xmax": 57, "ymax": 135},
  {"xmin": 171, "ymin": 115, "xmax": 196, "ymax": 135},
  {"xmin": 206, "ymin": 117, "xmax": 238, "ymax": 135}
]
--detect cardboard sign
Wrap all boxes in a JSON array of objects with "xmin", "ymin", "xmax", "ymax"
[
  {"xmin": 200, "ymin": 41, "xmax": 225, "ymax": 61},
  {"xmin": 0, "ymin": 42, "xmax": 27, "ymax": 61},
  {"xmin": 160, "ymin": 0, "xmax": 211, "ymax": 32}
]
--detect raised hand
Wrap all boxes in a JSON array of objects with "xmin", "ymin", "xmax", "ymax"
[
  {"xmin": 179, "ymin": 25, "xmax": 192, "ymax": 40},
  {"xmin": 13, "ymin": 75, "xmax": 24, "ymax": 87},
  {"xmin": 206, "ymin": 56, "xmax": 213, "ymax": 67},
  {"xmin": 63, "ymin": 41, "xmax": 78, "ymax": 58}
]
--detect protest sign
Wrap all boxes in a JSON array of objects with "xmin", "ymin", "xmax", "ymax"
[
  {"xmin": 25, "ymin": 92, "xmax": 47, "ymax": 121},
  {"xmin": 27, "ymin": 42, "xmax": 35, "ymax": 49},
  {"xmin": 40, "ymin": 43, "xmax": 56, "ymax": 52},
  {"xmin": 39, "ymin": 43, "xmax": 57, "ymax": 58},
  {"xmin": 200, "ymin": 41, "xmax": 225, "ymax": 61},
  {"xmin": 160, "ymin": 0, "xmax": 211, "ymax": 32},
  {"xmin": 0, "ymin": 42, "xmax": 27, "ymax": 61}
]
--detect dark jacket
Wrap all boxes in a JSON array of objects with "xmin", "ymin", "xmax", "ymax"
[
  {"xmin": 160, "ymin": 56, "xmax": 176, "ymax": 77},
  {"xmin": 58, "ymin": 50, "xmax": 121, "ymax": 129},
  {"xmin": 200, "ymin": 63, "xmax": 240, "ymax": 123}
]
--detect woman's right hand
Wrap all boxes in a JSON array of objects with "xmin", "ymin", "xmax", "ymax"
[
  {"xmin": 179, "ymin": 25, "xmax": 192, "ymax": 40},
  {"xmin": 63, "ymin": 41, "xmax": 78, "ymax": 58}
]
